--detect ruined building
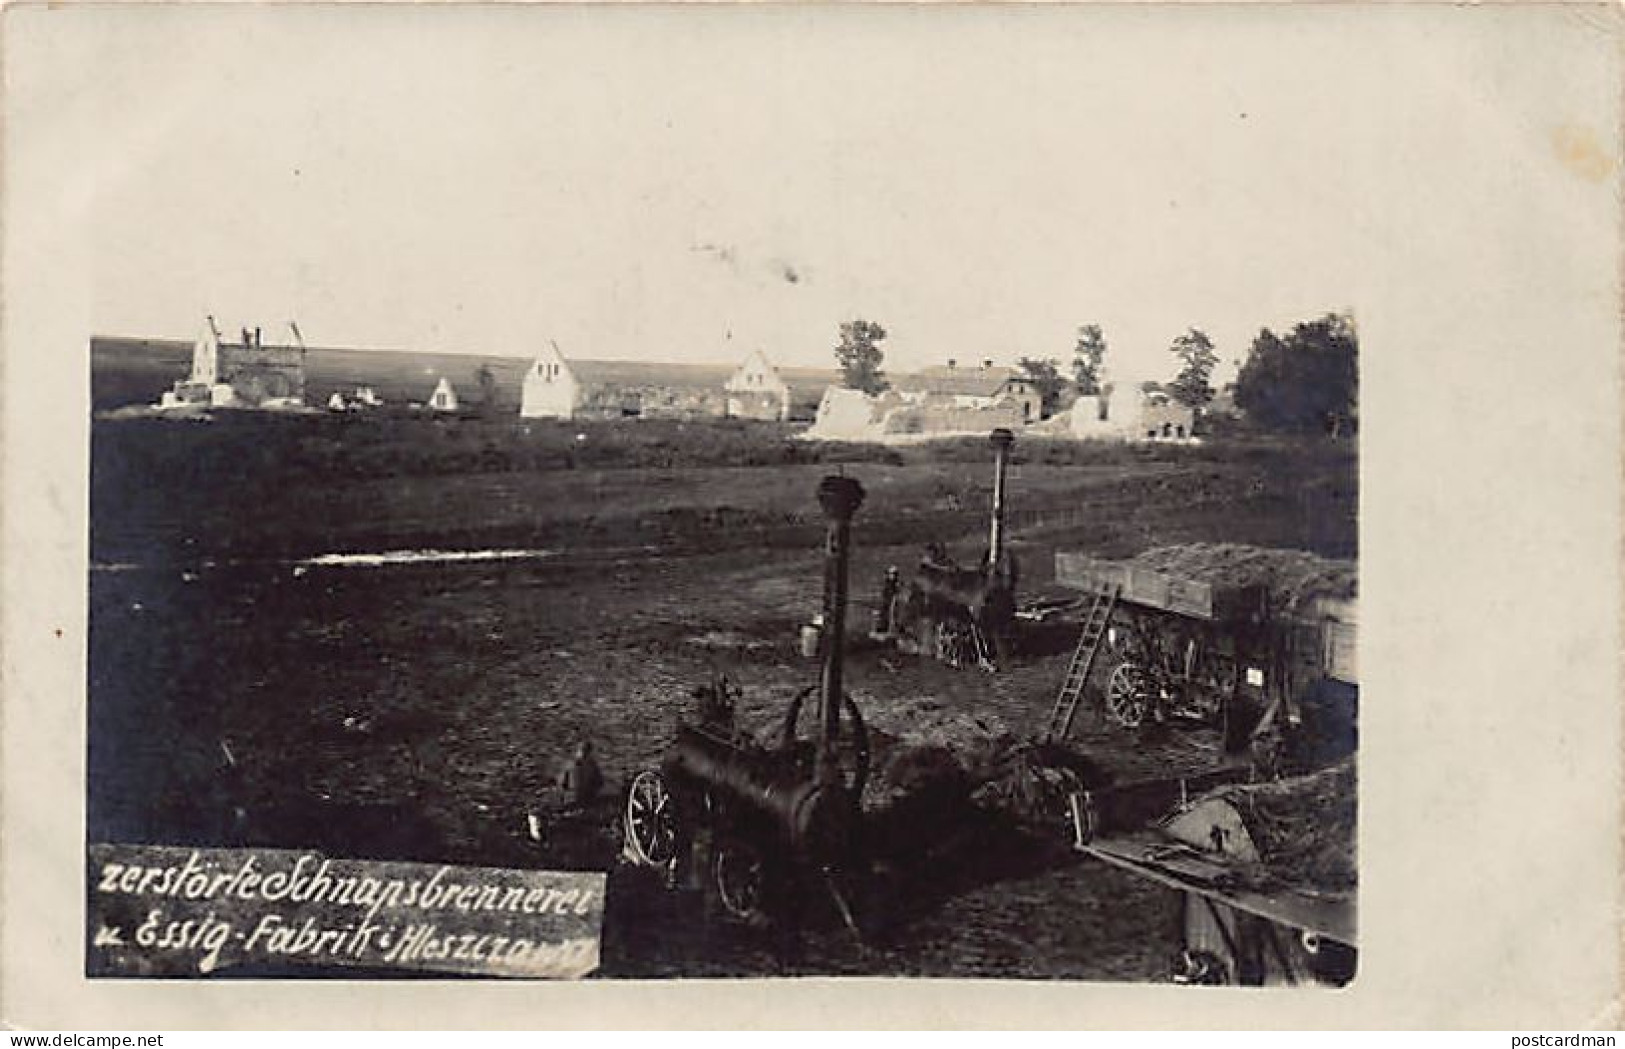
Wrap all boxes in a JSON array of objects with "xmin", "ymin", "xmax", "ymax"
[
  {"xmin": 1067, "ymin": 383, "xmax": 1197, "ymax": 442},
  {"xmin": 723, "ymin": 350, "xmax": 841, "ymax": 422},
  {"xmin": 158, "ymin": 318, "xmax": 307, "ymax": 409},
  {"xmin": 892, "ymin": 360, "xmax": 1044, "ymax": 424},
  {"xmin": 520, "ymin": 341, "xmax": 733, "ymax": 420},
  {"xmin": 804, "ymin": 359, "xmax": 1040, "ymax": 441}
]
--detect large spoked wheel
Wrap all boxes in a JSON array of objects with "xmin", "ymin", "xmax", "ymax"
[
  {"xmin": 777, "ymin": 686, "xmax": 871, "ymax": 800},
  {"xmin": 713, "ymin": 839, "xmax": 768, "ymax": 922},
  {"xmin": 1105, "ymin": 662, "xmax": 1151, "ymax": 728},
  {"xmin": 623, "ymin": 770, "xmax": 679, "ymax": 868}
]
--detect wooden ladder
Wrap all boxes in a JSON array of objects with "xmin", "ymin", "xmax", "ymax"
[{"xmin": 1044, "ymin": 584, "xmax": 1120, "ymax": 741}]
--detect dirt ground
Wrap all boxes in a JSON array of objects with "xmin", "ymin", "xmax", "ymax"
[{"xmin": 87, "ymin": 416, "xmax": 1356, "ymax": 980}]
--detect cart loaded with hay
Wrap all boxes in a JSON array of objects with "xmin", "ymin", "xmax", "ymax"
[
  {"xmin": 1069, "ymin": 756, "xmax": 1356, "ymax": 987},
  {"xmin": 1047, "ymin": 544, "xmax": 1357, "ymax": 773}
]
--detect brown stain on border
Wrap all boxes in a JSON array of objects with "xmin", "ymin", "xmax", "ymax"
[{"xmin": 1551, "ymin": 123, "xmax": 1615, "ymax": 184}]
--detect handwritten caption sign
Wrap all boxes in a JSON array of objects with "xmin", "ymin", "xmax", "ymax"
[{"xmin": 87, "ymin": 844, "xmax": 605, "ymax": 978}]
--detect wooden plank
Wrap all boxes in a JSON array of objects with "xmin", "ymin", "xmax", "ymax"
[
  {"xmin": 1165, "ymin": 576, "xmax": 1215, "ymax": 618},
  {"xmin": 1127, "ymin": 566, "xmax": 1170, "ymax": 608},
  {"xmin": 1325, "ymin": 620, "xmax": 1358, "ymax": 684},
  {"xmin": 1080, "ymin": 833, "xmax": 1356, "ymax": 946},
  {"xmin": 1054, "ymin": 553, "xmax": 1131, "ymax": 594},
  {"xmin": 1056, "ymin": 552, "xmax": 1223, "ymax": 620},
  {"xmin": 1077, "ymin": 768, "xmax": 1253, "ymax": 838}
]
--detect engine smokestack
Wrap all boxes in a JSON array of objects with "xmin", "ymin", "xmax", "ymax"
[
  {"xmin": 816, "ymin": 475, "xmax": 865, "ymax": 784},
  {"xmin": 988, "ymin": 428, "xmax": 1014, "ymax": 574}
]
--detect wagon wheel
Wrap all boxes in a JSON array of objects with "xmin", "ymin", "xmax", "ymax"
[
  {"xmin": 623, "ymin": 770, "xmax": 679, "ymax": 868},
  {"xmin": 713, "ymin": 839, "xmax": 768, "ymax": 922},
  {"xmin": 935, "ymin": 623, "xmax": 965, "ymax": 667},
  {"xmin": 1172, "ymin": 949, "xmax": 1232, "ymax": 985},
  {"xmin": 776, "ymin": 686, "xmax": 872, "ymax": 799},
  {"xmin": 1105, "ymin": 662, "xmax": 1151, "ymax": 729}
]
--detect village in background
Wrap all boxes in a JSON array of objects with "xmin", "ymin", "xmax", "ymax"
[{"xmin": 91, "ymin": 312, "xmax": 1356, "ymax": 445}]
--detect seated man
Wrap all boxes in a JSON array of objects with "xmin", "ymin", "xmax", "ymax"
[{"xmin": 555, "ymin": 740, "xmax": 604, "ymax": 808}]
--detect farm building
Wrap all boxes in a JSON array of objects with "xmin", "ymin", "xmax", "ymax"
[
  {"xmin": 427, "ymin": 377, "xmax": 459, "ymax": 412},
  {"xmin": 806, "ymin": 385, "xmax": 1026, "ymax": 442},
  {"xmin": 893, "ymin": 360, "xmax": 1044, "ymax": 424},
  {"xmin": 804, "ymin": 359, "xmax": 1039, "ymax": 441},
  {"xmin": 723, "ymin": 350, "xmax": 841, "ymax": 422},
  {"xmin": 157, "ymin": 318, "xmax": 307, "ymax": 409},
  {"xmin": 1069, "ymin": 384, "xmax": 1197, "ymax": 442},
  {"xmin": 520, "ymin": 343, "xmax": 733, "ymax": 420}
]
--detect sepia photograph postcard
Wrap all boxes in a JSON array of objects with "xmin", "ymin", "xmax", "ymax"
[{"xmin": 1, "ymin": 0, "xmax": 1620, "ymax": 1031}]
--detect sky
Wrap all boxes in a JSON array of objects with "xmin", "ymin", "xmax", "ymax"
[{"xmin": 30, "ymin": 5, "xmax": 1490, "ymax": 383}]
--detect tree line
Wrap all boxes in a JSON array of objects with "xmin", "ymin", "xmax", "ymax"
[{"xmin": 832, "ymin": 312, "xmax": 1357, "ymax": 436}]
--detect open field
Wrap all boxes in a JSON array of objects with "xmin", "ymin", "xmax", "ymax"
[
  {"xmin": 93, "ymin": 413, "xmax": 1355, "ymax": 562},
  {"xmin": 88, "ymin": 412, "xmax": 1356, "ymax": 978}
]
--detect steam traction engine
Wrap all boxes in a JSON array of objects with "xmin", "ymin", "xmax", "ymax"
[
  {"xmin": 621, "ymin": 476, "xmax": 871, "ymax": 930},
  {"xmin": 877, "ymin": 428, "xmax": 1020, "ymax": 670}
]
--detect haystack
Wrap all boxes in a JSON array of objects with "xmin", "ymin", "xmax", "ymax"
[
  {"xmin": 1132, "ymin": 543, "xmax": 1356, "ymax": 614},
  {"xmin": 856, "ymin": 693, "xmax": 1016, "ymax": 769},
  {"xmin": 1196, "ymin": 757, "xmax": 1357, "ymax": 892},
  {"xmin": 971, "ymin": 740, "xmax": 1107, "ymax": 827}
]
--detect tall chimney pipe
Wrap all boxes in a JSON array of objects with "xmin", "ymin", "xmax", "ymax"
[
  {"xmin": 988, "ymin": 428, "xmax": 1015, "ymax": 573},
  {"xmin": 816, "ymin": 475, "xmax": 865, "ymax": 784}
]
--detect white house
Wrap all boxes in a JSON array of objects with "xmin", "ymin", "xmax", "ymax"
[
  {"xmin": 520, "ymin": 342, "xmax": 732, "ymax": 420},
  {"xmin": 428, "ymin": 376, "xmax": 459, "ymax": 412},
  {"xmin": 521, "ymin": 343, "xmax": 579, "ymax": 419},
  {"xmin": 723, "ymin": 350, "xmax": 841, "ymax": 422}
]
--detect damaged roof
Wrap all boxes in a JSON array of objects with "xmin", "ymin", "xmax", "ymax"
[
  {"xmin": 567, "ymin": 359, "xmax": 736, "ymax": 389},
  {"xmin": 893, "ymin": 365, "xmax": 1028, "ymax": 399}
]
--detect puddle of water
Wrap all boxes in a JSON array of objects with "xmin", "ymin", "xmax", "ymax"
[
  {"xmin": 297, "ymin": 549, "xmax": 558, "ymax": 568},
  {"xmin": 91, "ymin": 548, "xmax": 559, "ymax": 573}
]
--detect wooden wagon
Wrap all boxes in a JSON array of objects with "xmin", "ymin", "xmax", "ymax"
[{"xmin": 1046, "ymin": 550, "xmax": 1357, "ymax": 770}]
